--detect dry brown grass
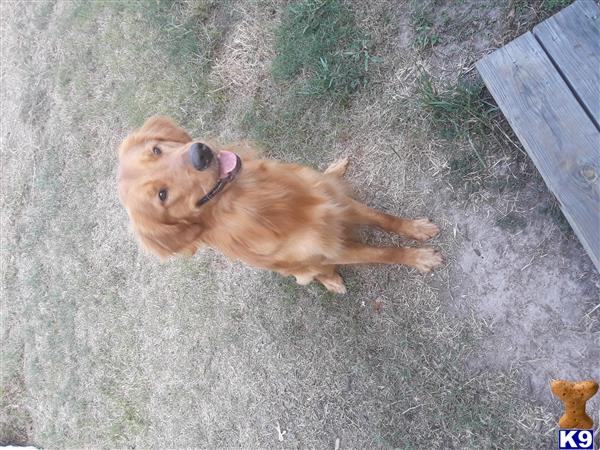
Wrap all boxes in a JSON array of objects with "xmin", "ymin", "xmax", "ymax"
[
  {"xmin": 1, "ymin": 0, "xmax": 597, "ymax": 448},
  {"xmin": 208, "ymin": 1, "xmax": 278, "ymax": 140}
]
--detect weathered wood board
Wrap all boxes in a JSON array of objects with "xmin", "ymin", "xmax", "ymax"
[
  {"xmin": 533, "ymin": 0, "xmax": 600, "ymax": 128},
  {"xmin": 476, "ymin": 31, "xmax": 600, "ymax": 272}
]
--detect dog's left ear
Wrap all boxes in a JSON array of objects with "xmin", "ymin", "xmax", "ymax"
[
  {"xmin": 138, "ymin": 116, "xmax": 192, "ymax": 144},
  {"xmin": 133, "ymin": 220, "xmax": 204, "ymax": 259}
]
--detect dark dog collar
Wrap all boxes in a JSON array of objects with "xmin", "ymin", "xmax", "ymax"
[{"xmin": 196, "ymin": 155, "xmax": 242, "ymax": 207}]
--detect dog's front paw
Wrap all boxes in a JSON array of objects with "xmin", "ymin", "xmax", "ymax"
[
  {"xmin": 317, "ymin": 272, "xmax": 347, "ymax": 294},
  {"xmin": 405, "ymin": 218, "xmax": 440, "ymax": 241},
  {"xmin": 411, "ymin": 247, "xmax": 443, "ymax": 273},
  {"xmin": 323, "ymin": 280, "xmax": 347, "ymax": 294}
]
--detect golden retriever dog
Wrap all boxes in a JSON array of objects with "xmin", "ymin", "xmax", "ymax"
[{"xmin": 117, "ymin": 116, "xmax": 442, "ymax": 293}]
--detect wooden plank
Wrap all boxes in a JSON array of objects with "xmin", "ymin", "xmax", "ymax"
[
  {"xmin": 533, "ymin": 0, "xmax": 600, "ymax": 128},
  {"xmin": 476, "ymin": 32, "xmax": 600, "ymax": 272}
]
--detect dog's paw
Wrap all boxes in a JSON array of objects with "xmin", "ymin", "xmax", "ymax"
[
  {"xmin": 318, "ymin": 272, "xmax": 347, "ymax": 294},
  {"xmin": 324, "ymin": 157, "xmax": 349, "ymax": 177},
  {"xmin": 405, "ymin": 218, "xmax": 440, "ymax": 241},
  {"xmin": 324, "ymin": 281, "xmax": 347, "ymax": 294},
  {"xmin": 323, "ymin": 281, "xmax": 346, "ymax": 295},
  {"xmin": 411, "ymin": 247, "xmax": 443, "ymax": 273}
]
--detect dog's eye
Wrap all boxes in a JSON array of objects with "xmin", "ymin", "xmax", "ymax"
[
  {"xmin": 153, "ymin": 146, "xmax": 162, "ymax": 155},
  {"xmin": 158, "ymin": 188, "xmax": 168, "ymax": 202}
]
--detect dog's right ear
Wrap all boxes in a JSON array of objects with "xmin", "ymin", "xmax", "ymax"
[{"xmin": 138, "ymin": 116, "xmax": 192, "ymax": 144}]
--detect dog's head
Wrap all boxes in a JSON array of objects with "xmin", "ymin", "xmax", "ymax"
[{"xmin": 117, "ymin": 116, "xmax": 241, "ymax": 258}]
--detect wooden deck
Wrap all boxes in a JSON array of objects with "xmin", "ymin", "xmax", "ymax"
[{"xmin": 476, "ymin": 0, "xmax": 600, "ymax": 272}]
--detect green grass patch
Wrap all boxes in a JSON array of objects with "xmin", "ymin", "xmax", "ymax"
[
  {"xmin": 409, "ymin": 0, "xmax": 442, "ymax": 50},
  {"xmin": 272, "ymin": 0, "xmax": 376, "ymax": 101},
  {"xmin": 417, "ymin": 74, "xmax": 497, "ymax": 140},
  {"xmin": 245, "ymin": 0, "xmax": 381, "ymax": 165},
  {"xmin": 242, "ymin": 96, "xmax": 309, "ymax": 159},
  {"xmin": 541, "ymin": 0, "xmax": 573, "ymax": 13},
  {"xmin": 242, "ymin": 91, "xmax": 348, "ymax": 165},
  {"xmin": 416, "ymin": 73, "xmax": 503, "ymax": 193},
  {"xmin": 411, "ymin": 13, "xmax": 441, "ymax": 49},
  {"xmin": 56, "ymin": 0, "xmax": 227, "ymax": 131}
]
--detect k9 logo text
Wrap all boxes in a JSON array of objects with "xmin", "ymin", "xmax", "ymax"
[{"xmin": 558, "ymin": 429, "xmax": 594, "ymax": 449}]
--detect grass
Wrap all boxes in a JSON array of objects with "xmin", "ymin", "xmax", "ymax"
[
  {"xmin": 414, "ymin": 19, "xmax": 442, "ymax": 49},
  {"xmin": 495, "ymin": 211, "xmax": 528, "ymax": 234},
  {"xmin": 408, "ymin": 0, "xmax": 442, "ymax": 50},
  {"xmin": 2, "ymin": 0, "xmax": 593, "ymax": 448},
  {"xmin": 272, "ymin": 0, "xmax": 376, "ymax": 101},
  {"xmin": 541, "ymin": 0, "xmax": 572, "ymax": 12},
  {"xmin": 241, "ymin": 93, "xmax": 342, "ymax": 164},
  {"xmin": 414, "ymin": 73, "xmax": 504, "ymax": 193},
  {"xmin": 506, "ymin": 0, "xmax": 576, "ymax": 36},
  {"xmin": 192, "ymin": 0, "xmax": 219, "ymax": 22},
  {"xmin": 2, "ymin": 0, "xmax": 225, "ymax": 445},
  {"xmin": 243, "ymin": 0, "xmax": 380, "ymax": 163},
  {"xmin": 0, "ymin": 373, "xmax": 32, "ymax": 445},
  {"xmin": 539, "ymin": 198, "xmax": 575, "ymax": 236},
  {"xmin": 412, "ymin": 71, "xmax": 557, "ymax": 214},
  {"xmin": 410, "ymin": 6, "xmax": 441, "ymax": 49},
  {"xmin": 416, "ymin": 73, "xmax": 497, "ymax": 141},
  {"xmin": 55, "ymin": 0, "xmax": 227, "ymax": 132}
]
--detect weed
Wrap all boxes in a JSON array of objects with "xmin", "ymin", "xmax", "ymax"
[
  {"xmin": 539, "ymin": 199, "xmax": 574, "ymax": 236},
  {"xmin": 488, "ymin": 173, "xmax": 529, "ymax": 194},
  {"xmin": 495, "ymin": 212, "xmax": 528, "ymax": 234},
  {"xmin": 412, "ymin": 16, "xmax": 441, "ymax": 49},
  {"xmin": 415, "ymin": 74, "xmax": 530, "ymax": 196},
  {"xmin": 409, "ymin": 0, "xmax": 442, "ymax": 50},
  {"xmin": 417, "ymin": 74, "xmax": 497, "ymax": 140},
  {"xmin": 542, "ymin": 0, "xmax": 572, "ymax": 13},
  {"xmin": 192, "ymin": 0, "xmax": 218, "ymax": 22},
  {"xmin": 449, "ymin": 151, "xmax": 482, "ymax": 178},
  {"xmin": 272, "ymin": 0, "xmax": 376, "ymax": 100}
]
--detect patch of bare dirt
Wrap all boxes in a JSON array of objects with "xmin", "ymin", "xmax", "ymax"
[
  {"xmin": 449, "ymin": 207, "xmax": 599, "ymax": 404},
  {"xmin": 357, "ymin": 0, "xmax": 600, "ymax": 411}
]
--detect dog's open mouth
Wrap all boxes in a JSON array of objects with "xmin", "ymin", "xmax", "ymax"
[
  {"xmin": 196, "ymin": 151, "xmax": 242, "ymax": 207},
  {"xmin": 218, "ymin": 151, "xmax": 241, "ymax": 180}
]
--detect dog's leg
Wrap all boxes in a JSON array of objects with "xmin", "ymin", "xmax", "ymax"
[
  {"xmin": 293, "ymin": 266, "xmax": 347, "ymax": 294},
  {"xmin": 331, "ymin": 244, "xmax": 442, "ymax": 273},
  {"xmin": 294, "ymin": 272, "xmax": 316, "ymax": 286},
  {"xmin": 324, "ymin": 157, "xmax": 349, "ymax": 177},
  {"xmin": 348, "ymin": 200, "xmax": 439, "ymax": 241},
  {"xmin": 315, "ymin": 266, "xmax": 346, "ymax": 294}
]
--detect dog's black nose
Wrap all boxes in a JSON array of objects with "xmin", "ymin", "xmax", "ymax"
[{"xmin": 190, "ymin": 143, "xmax": 213, "ymax": 171}]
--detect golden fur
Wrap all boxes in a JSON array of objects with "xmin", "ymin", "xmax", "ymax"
[{"xmin": 118, "ymin": 116, "xmax": 442, "ymax": 293}]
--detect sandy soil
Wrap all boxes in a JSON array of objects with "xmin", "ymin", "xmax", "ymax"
[{"xmin": 1, "ymin": 0, "xmax": 598, "ymax": 448}]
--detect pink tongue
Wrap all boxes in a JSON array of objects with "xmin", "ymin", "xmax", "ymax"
[{"xmin": 218, "ymin": 151, "xmax": 238, "ymax": 178}]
